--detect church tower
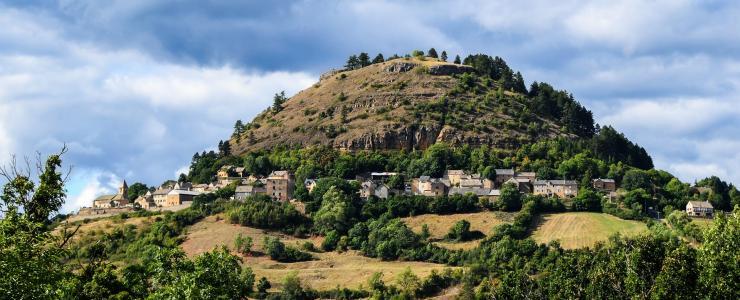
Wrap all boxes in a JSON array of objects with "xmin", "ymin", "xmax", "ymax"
[{"xmin": 119, "ymin": 180, "xmax": 129, "ymax": 200}]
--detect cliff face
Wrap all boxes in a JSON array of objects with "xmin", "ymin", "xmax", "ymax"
[{"xmin": 231, "ymin": 57, "xmax": 568, "ymax": 154}]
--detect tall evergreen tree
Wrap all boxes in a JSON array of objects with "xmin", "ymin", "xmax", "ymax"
[
  {"xmin": 453, "ymin": 55, "xmax": 461, "ymax": 64},
  {"xmin": 358, "ymin": 52, "xmax": 371, "ymax": 67},
  {"xmin": 440, "ymin": 51, "xmax": 448, "ymax": 62},
  {"xmin": 372, "ymin": 53, "xmax": 385, "ymax": 64},
  {"xmin": 427, "ymin": 48, "xmax": 438, "ymax": 58},
  {"xmin": 272, "ymin": 91, "xmax": 287, "ymax": 112},
  {"xmin": 345, "ymin": 55, "xmax": 359, "ymax": 70}
]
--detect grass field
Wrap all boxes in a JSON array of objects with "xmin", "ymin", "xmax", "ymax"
[
  {"xmin": 531, "ymin": 212, "xmax": 648, "ymax": 249},
  {"xmin": 181, "ymin": 215, "xmax": 452, "ymax": 290},
  {"xmin": 401, "ymin": 211, "xmax": 514, "ymax": 250}
]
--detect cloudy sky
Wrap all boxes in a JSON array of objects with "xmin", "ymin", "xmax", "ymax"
[{"xmin": 1, "ymin": 0, "xmax": 738, "ymax": 212}]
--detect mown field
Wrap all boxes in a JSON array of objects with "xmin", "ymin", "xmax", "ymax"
[
  {"xmin": 402, "ymin": 211, "xmax": 514, "ymax": 250},
  {"xmin": 181, "ymin": 215, "xmax": 452, "ymax": 291},
  {"xmin": 531, "ymin": 212, "xmax": 648, "ymax": 249}
]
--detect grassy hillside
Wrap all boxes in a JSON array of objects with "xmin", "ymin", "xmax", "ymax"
[
  {"xmin": 402, "ymin": 211, "xmax": 514, "ymax": 250},
  {"xmin": 531, "ymin": 212, "xmax": 648, "ymax": 249},
  {"xmin": 231, "ymin": 56, "xmax": 569, "ymax": 154},
  {"xmin": 181, "ymin": 215, "xmax": 451, "ymax": 290}
]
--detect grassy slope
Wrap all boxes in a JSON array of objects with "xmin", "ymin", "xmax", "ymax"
[
  {"xmin": 181, "ymin": 215, "xmax": 451, "ymax": 290},
  {"xmin": 531, "ymin": 212, "xmax": 648, "ymax": 249},
  {"xmin": 402, "ymin": 211, "xmax": 514, "ymax": 250}
]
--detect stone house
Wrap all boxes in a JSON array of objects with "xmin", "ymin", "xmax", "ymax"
[
  {"xmin": 411, "ymin": 176, "xmax": 447, "ymax": 197},
  {"xmin": 533, "ymin": 180, "xmax": 579, "ymax": 198},
  {"xmin": 360, "ymin": 180, "xmax": 391, "ymax": 199},
  {"xmin": 494, "ymin": 169, "xmax": 516, "ymax": 186},
  {"xmin": 266, "ymin": 170, "xmax": 295, "ymax": 201},
  {"xmin": 235, "ymin": 185, "xmax": 266, "ymax": 200},
  {"xmin": 152, "ymin": 186, "xmax": 172, "ymax": 207},
  {"xmin": 505, "ymin": 177, "xmax": 533, "ymax": 194},
  {"xmin": 134, "ymin": 191, "xmax": 156, "ymax": 209},
  {"xmin": 165, "ymin": 189, "xmax": 199, "ymax": 206},
  {"xmin": 686, "ymin": 201, "xmax": 714, "ymax": 218},
  {"xmin": 592, "ymin": 178, "xmax": 617, "ymax": 192}
]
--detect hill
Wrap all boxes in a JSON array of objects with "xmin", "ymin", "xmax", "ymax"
[
  {"xmin": 531, "ymin": 212, "xmax": 648, "ymax": 249},
  {"xmin": 230, "ymin": 55, "xmax": 590, "ymax": 154}
]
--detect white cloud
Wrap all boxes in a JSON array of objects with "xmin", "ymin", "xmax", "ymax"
[{"xmin": 0, "ymin": 7, "xmax": 316, "ymax": 212}]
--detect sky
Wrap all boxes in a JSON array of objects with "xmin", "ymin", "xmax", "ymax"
[{"xmin": 0, "ymin": 0, "xmax": 738, "ymax": 213}]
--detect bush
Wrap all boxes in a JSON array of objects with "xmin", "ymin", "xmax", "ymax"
[{"xmin": 262, "ymin": 237, "xmax": 313, "ymax": 263}]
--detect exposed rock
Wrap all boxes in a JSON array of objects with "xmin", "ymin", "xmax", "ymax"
[
  {"xmin": 384, "ymin": 62, "xmax": 416, "ymax": 73},
  {"xmin": 428, "ymin": 64, "xmax": 475, "ymax": 76}
]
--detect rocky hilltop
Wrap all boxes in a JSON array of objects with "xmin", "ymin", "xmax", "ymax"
[{"xmin": 231, "ymin": 57, "xmax": 574, "ymax": 154}]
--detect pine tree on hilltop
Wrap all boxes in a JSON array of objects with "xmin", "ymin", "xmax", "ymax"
[
  {"xmin": 345, "ymin": 55, "xmax": 359, "ymax": 70},
  {"xmin": 358, "ymin": 52, "xmax": 371, "ymax": 67},
  {"xmin": 453, "ymin": 55, "xmax": 461, "ymax": 64},
  {"xmin": 441, "ymin": 51, "xmax": 448, "ymax": 62},
  {"xmin": 428, "ymin": 48, "xmax": 438, "ymax": 58},
  {"xmin": 372, "ymin": 53, "xmax": 385, "ymax": 64}
]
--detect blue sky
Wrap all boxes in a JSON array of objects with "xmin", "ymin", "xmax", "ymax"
[{"xmin": 0, "ymin": 0, "xmax": 738, "ymax": 212}]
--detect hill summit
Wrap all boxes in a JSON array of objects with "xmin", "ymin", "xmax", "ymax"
[{"xmin": 230, "ymin": 54, "xmax": 595, "ymax": 154}]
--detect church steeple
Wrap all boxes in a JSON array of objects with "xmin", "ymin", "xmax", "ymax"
[{"xmin": 119, "ymin": 180, "xmax": 129, "ymax": 200}]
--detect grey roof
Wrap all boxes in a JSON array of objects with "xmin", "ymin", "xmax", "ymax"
[
  {"xmin": 488, "ymin": 189, "xmax": 501, "ymax": 196},
  {"xmin": 687, "ymin": 201, "xmax": 713, "ymax": 208},
  {"xmin": 495, "ymin": 169, "xmax": 515, "ymax": 175},
  {"xmin": 168, "ymin": 189, "xmax": 201, "ymax": 196},
  {"xmin": 460, "ymin": 178, "xmax": 483, "ymax": 187},
  {"xmin": 534, "ymin": 180, "xmax": 577, "ymax": 186},
  {"xmin": 594, "ymin": 178, "xmax": 615, "ymax": 183}
]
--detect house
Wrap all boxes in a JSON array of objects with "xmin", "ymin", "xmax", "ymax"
[
  {"xmin": 533, "ymin": 180, "xmax": 578, "ymax": 198},
  {"xmin": 515, "ymin": 172, "xmax": 537, "ymax": 182},
  {"xmin": 494, "ymin": 169, "xmax": 516, "ymax": 186},
  {"xmin": 444, "ymin": 170, "xmax": 467, "ymax": 186},
  {"xmin": 165, "ymin": 189, "xmax": 200, "ymax": 206},
  {"xmin": 411, "ymin": 176, "xmax": 447, "ymax": 197},
  {"xmin": 686, "ymin": 201, "xmax": 714, "ymax": 218},
  {"xmin": 192, "ymin": 183, "xmax": 209, "ymax": 193},
  {"xmin": 266, "ymin": 170, "xmax": 295, "ymax": 201},
  {"xmin": 235, "ymin": 185, "xmax": 266, "ymax": 200},
  {"xmin": 134, "ymin": 191, "xmax": 156, "ymax": 209},
  {"xmin": 152, "ymin": 186, "xmax": 172, "ymax": 207},
  {"xmin": 592, "ymin": 178, "xmax": 616, "ymax": 192},
  {"xmin": 304, "ymin": 179, "xmax": 318, "ymax": 193},
  {"xmin": 505, "ymin": 177, "xmax": 533, "ymax": 193},
  {"xmin": 360, "ymin": 181, "xmax": 391, "ymax": 199},
  {"xmin": 173, "ymin": 182, "xmax": 192, "ymax": 191},
  {"xmin": 93, "ymin": 181, "xmax": 130, "ymax": 208}
]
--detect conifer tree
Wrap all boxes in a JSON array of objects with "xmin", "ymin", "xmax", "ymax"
[
  {"xmin": 453, "ymin": 55, "xmax": 461, "ymax": 64},
  {"xmin": 345, "ymin": 55, "xmax": 359, "ymax": 70},
  {"xmin": 358, "ymin": 52, "xmax": 371, "ymax": 67},
  {"xmin": 428, "ymin": 48, "xmax": 438, "ymax": 58},
  {"xmin": 372, "ymin": 53, "xmax": 385, "ymax": 64},
  {"xmin": 440, "ymin": 51, "xmax": 448, "ymax": 62}
]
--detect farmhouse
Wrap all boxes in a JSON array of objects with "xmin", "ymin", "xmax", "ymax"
[
  {"xmin": 494, "ymin": 169, "xmax": 516, "ymax": 186},
  {"xmin": 152, "ymin": 186, "xmax": 172, "ymax": 207},
  {"xmin": 686, "ymin": 201, "xmax": 714, "ymax": 218},
  {"xmin": 533, "ymin": 180, "xmax": 579, "ymax": 198}
]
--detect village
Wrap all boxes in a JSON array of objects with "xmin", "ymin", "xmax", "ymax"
[{"xmin": 79, "ymin": 164, "xmax": 715, "ymax": 219}]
